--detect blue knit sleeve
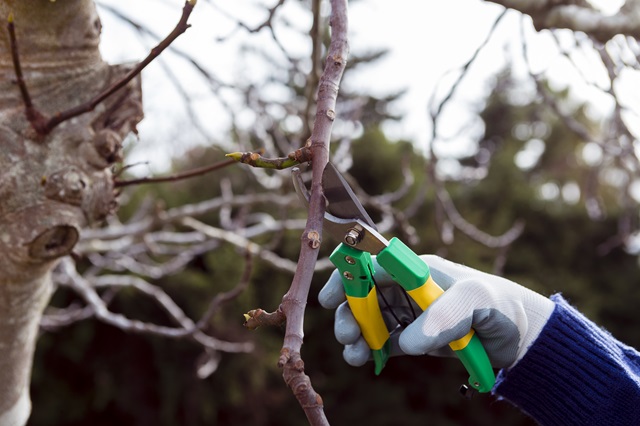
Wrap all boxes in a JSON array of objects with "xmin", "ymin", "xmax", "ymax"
[{"xmin": 493, "ymin": 294, "xmax": 640, "ymax": 426}]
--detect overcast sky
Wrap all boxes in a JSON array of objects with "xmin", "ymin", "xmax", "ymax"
[{"xmin": 96, "ymin": 0, "xmax": 636, "ymax": 173}]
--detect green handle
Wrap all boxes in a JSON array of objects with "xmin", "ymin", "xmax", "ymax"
[
  {"xmin": 330, "ymin": 244, "xmax": 391, "ymax": 375},
  {"xmin": 377, "ymin": 238, "xmax": 496, "ymax": 393},
  {"xmin": 456, "ymin": 333, "xmax": 495, "ymax": 393}
]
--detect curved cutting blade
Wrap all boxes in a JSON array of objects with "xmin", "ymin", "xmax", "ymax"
[{"xmin": 322, "ymin": 162, "xmax": 376, "ymax": 230}]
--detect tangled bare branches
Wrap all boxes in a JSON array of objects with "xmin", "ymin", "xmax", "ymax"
[{"xmin": 424, "ymin": 1, "xmax": 640, "ymax": 271}]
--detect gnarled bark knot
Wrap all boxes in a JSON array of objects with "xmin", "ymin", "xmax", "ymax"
[
  {"xmin": 28, "ymin": 225, "xmax": 79, "ymax": 261},
  {"xmin": 0, "ymin": 66, "xmax": 142, "ymax": 266}
]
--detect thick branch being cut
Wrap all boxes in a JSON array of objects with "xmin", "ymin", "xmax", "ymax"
[
  {"xmin": 278, "ymin": 1, "xmax": 349, "ymax": 424},
  {"xmin": 114, "ymin": 157, "xmax": 236, "ymax": 188},
  {"xmin": 240, "ymin": 1, "xmax": 349, "ymax": 424}
]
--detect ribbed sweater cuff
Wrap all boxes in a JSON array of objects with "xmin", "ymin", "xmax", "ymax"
[{"xmin": 493, "ymin": 294, "xmax": 640, "ymax": 426}]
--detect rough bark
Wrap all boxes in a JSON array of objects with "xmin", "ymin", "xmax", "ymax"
[{"xmin": 0, "ymin": 0, "xmax": 142, "ymax": 423}]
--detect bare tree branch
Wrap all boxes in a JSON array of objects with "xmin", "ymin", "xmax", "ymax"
[
  {"xmin": 304, "ymin": 0, "xmax": 323, "ymax": 138},
  {"xmin": 181, "ymin": 217, "xmax": 299, "ymax": 273},
  {"xmin": 235, "ymin": 1, "xmax": 350, "ymax": 423},
  {"xmin": 195, "ymin": 250, "xmax": 254, "ymax": 330},
  {"xmin": 434, "ymin": 183, "xmax": 526, "ymax": 248},
  {"xmin": 56, "ymin": 257, "xmax": 253, "ymax": 354},
  {"xmin": 45, "ymin": 0, "xmax": 196, "ymax": 133},
  {"xmin": 9, "ymin": 0, "xmax": 196, "ymax": 135},
  {"xmin": 426, "ymin": 9, "xmax": 525, "ymax": 251},
  {"xmin": 114, "ymin": 157, "xmax": 236, "ymax": 187},
  {"xmin": 226, "ymin": 145, "xmax": 312, "ymax": 169},
  {"xmin": 429, "ymin": 9, "xmax": 508, "ymax": 129}
]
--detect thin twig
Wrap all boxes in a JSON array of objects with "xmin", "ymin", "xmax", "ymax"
[
  {"xmin": 243, "ymin": 308, "xmax": 286, "ymax": 330},
  {"xmin": 181, "ymin": 217, "xmax": 299, "ymax": 272},
  {"xmin": 211, "ymin": 0, "xmax": 287, "ymax": 42},
  {"xmin": 426, "ymin": 9, "xmax": 523, "ymax": 251},
  {"xmin": 429, "ymin": 9, "xmax": 508, "ymax": 136},
  {"xmin": 114, "ymin": 157, "xmax": 236, "ymax": 188},
  {"xmin": 37, "ymin": 1, "xmax": 196, "ymax": 135},
  {"xmin": 58, "ymin": 257, "xmax": 252, "ymax": 353},
  {"xmin": 98, "ymin": 0, "xmax": 248, "ymax": 155},
  {"xmin": 435, "ymin": 183, "xmax": 525, "ymax": 248}
]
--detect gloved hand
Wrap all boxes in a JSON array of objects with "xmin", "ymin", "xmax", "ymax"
[{"xmin": 319, "ymin": 255, "xmax": 555, "ymax": 369}]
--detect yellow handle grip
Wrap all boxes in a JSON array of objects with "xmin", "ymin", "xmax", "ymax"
[{"xmin": 406, "ymin": 276, "xmax": 475, "ymax": 350}]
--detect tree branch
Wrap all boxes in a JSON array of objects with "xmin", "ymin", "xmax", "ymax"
[
  {"xmin": 240, "ymin": 1, "xmax": 349, "ymax": 423},
  {"xmin": 279, "ymin": 1, "xmax": 349, "ymax": 423},
  {"xmin": 226, "ymin": 145, "xmax": 312, "ymax": 169},
  {"xmin": 114, "ymin": 157, "xmax": 236, "ymax": 188},
  {"xmin": 57, "ymin": 257, "xmax": 253, "ymax": 354},
  {"xmin": 304, "ymin": 0, "xmax": 323, "ymax": 139},
  {"xmin": 10, "ymin": 0, "xmax": 196, "ymax": 135},
  {"xmin": 181, "ymin": 217, "xmax": 299, "ymax": 273},
  {"xmin": 6, "ymin": 13, "xmax": 47, "ymax": 132},
  {"xmin": 488, "ymin": 0, "xmax": 640, "ymax": 43},
  {"xmin": 243, "ymin": 308, "xmax": 286, "ymax": 330},
  {"xmin": 429, "ymin": 9, "xmax": 508, "ymax": 128}
]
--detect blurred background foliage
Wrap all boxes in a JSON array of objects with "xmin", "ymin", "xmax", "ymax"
[{"xmin": 28, "ymin": 63, "xmax": 640, "ymax": 425}]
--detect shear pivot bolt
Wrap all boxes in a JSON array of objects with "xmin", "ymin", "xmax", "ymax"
[
  {"xmin": 345, "ymin": 229, "xmax": 362, "ymax": 246},
  {"xmin": 345, "ymin": 256, "xmax": 356, "ymax": 265}
]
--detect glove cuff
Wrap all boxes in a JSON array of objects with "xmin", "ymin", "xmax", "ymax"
[
  {"xmin": 512, "ymin": 289, "xmax": 555, "ymax": 365},
  {"xmin": 494, "ymin": 294, "xmax": 640, "ymax": 425}
]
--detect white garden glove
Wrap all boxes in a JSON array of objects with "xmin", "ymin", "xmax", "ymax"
[{"xmin": 319, "ymin": 255, "xmax": 555, "ymax": 369}]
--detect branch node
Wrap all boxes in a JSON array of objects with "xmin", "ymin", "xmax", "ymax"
[
  {"xmin": 325, "ymin": 109, "xmax": 335, "ymax": 121},
  {"xmin": 278, "ymin": 347, "xmax": 291, "ymax": 368}
]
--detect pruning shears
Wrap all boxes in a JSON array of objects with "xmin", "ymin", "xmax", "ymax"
[{"xmin": 293, "ymin": 163, "xmax": 496, "ymax": 395}]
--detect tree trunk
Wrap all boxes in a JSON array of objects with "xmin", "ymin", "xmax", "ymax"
[{"xmin": 0, "ymin": 1, "xmax": 142, "ymax": 423}]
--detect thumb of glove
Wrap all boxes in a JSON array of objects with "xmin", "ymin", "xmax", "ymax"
[
  {"xmin": 398, "ymin": 281, "xmax": 477, "ymax": 358},
  {"xmin": 398, "ymin": 276, "xmax": 555, "ymax": 369}
]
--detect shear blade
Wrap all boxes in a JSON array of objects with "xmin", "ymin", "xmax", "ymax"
[{"xmin": 322, "ymin": 163, "xmax": 377, "ymax": 230}]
